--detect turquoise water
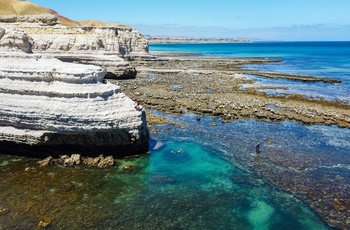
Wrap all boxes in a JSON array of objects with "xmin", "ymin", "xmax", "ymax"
[
  {"xmin": 0, "ymin": 136, "xmax": 333, "ymax": 229},
  {"xmin": 1, "ymin": 42, "xmax": 349, "ymax": 229},
  {"xmin": 150, "ymin": 42, "xmax": 350, "ymax": 103},
  {"xmin": 1, "ymin": 111, "xmax": 348, "ymax": 228}
]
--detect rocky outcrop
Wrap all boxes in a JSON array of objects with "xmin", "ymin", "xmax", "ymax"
[
  {"xmin": 0, "ymin": 17, "xmax": 149, "ymax": 79},
  {"xmin": 0, "ymin": 27, "xmax": 33, "ymax": 53},
  {"xmin": 0, "ymin": 14, "xmax": 59, "ymax": 26},
  {"xmin": 0, "ymin": 0, "xmax": 152, "ymax": 79},
  {"xmin": 53, "ymin": 53, "xmax": 138, "ymax": 80},
  {"xmin": 0, "ymin": 28, "xmax": 149, "ymax": 157},
  {"xmin": 0, "ymin": 0, "xmax": 80, "ymax": 26},
  {"xmin": 25, "ymin": 25, "xmax": 149, "ymax": 56}
]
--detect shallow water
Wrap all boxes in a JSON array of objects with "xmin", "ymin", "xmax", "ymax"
[
  {"xmin": 2, "ymin": 111, "xmax": 348, "ymax": 229},
  {"xmin": 0, "ymin": 144, "xmax": 329, "ymax": 229},
  {"xmin": 150, "ymin": 42, "xmax": 350, "ymax": 104},
  {"xmin": 242, "ymin": 74, "xmax": 349, "ymax": 104}
]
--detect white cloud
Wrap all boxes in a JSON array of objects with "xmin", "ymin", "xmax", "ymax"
[{"xmin": 133, "ymin": 24, "xmax": 350, "ymax": 41}]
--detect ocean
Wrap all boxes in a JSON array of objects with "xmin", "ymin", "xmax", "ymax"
[
  {"xmin": 1, "ymin": 42, "xmax": 349, "ymax": 229},
  {"xmin": 150, "ymin": 42, "xmax": 350, "ymax": 104}
]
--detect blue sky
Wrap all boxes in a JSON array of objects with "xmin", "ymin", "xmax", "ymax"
[{"xmin": 29, "ymin": 0, "xmax": 350, "ymax": 41}]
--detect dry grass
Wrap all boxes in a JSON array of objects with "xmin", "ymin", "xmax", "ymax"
[
  {"xmin": 1, "ymin": 0, "xmax": 48, "ymax": 15},
  {"xmin": 80, "ymin": 20, "xmax": 131, "ymax": 28},
  {"xmin": 0, "ymin": 0, "xmax": 80, "ymax": 26}
]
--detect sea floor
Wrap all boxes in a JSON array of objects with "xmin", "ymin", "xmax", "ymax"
[{"xmin": 1, "ymin": 111, "xmax": 349, "ymax": 229}]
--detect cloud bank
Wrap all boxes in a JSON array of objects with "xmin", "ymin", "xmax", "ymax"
[{"xmin": 133, "ymin": 24, "xmax": 350, "ymax": 41}]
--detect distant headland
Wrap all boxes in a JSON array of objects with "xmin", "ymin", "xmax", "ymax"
[{"xmin": 147, "ymin": 37, "xmax": 251, "ymax": 44}]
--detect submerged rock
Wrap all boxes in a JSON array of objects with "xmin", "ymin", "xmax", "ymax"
[
  {"xmin": 0, "ymin": 28, "xmax": 149, "ymax": 157},
  {"xmin": 82, "ymin": 154, "xmax": 115, "ymax": 168},
  {"xmin": 122, "ymin": 165, "xmax": 136, "ymax": 172},
  {"xmin": 37, "ymin": 219, "xmax": 51, "ymax": 228},
  {"xmin": 151, "ymin": 174, "xmax": 176, "ymax": 184},
  {"xmin": 36, "ymin": 154, "xmax": 116, "ymax": 168},
  {"xmin": 0, "ymin": 208, "xmax": 9, "ymax": 215}
]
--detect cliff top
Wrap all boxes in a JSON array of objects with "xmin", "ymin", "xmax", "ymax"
[
  {"xmin": 0, "ymin": 0, "xmax": 132, "ymax": 28},
  {"xmin": 80, "ymin": 20, "xmax": 131, "ymax": 29},
  {"xmin": 0, "ymin": 0, "xmax": 79, "ymax": 26}
]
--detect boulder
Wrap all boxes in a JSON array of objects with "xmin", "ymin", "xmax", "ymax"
[
  {"xmin": 63, "ymin": 154, "xmax": 82, "ymax": 167},
  {"xmin": 82, "ymin": 154, "xmax": 115, "ymax": 168},
  {"xmin": 37, "ymin": 156, "xmax": 54, "ymax": 167},
  {"xmin": 82, "ymin": 156, "xmax": 101, "ymax": 167},
  {"xmin": 97, "ymin": 156, "xmax": 115, "ymax": 168},
  {"xmin": 0, "ymin": 27, "xmax": 32, "ymax": 53}
]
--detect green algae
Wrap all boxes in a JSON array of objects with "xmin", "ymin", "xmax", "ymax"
[{"xmin": 0, "ymin": 139, "xmax": 333, "ymax": 229}]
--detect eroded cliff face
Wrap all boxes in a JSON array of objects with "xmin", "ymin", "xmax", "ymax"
[
  {"xmin": 0, "ymin": 27, "xmax": 149, "ymax": 157},
  {"xmin": 0, "ymin": 10, "xmax": 150, "ymax": 78},
  {"xmin": 0, "ymin": 14, "xmax": 149, "ymax": 55},
  {"xmin": 0, "ymin": 27, "xmax": 33, "ymax": 53}
]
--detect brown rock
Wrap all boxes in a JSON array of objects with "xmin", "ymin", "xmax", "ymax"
[
  {"xmin": 63, "ymin": 154, "xmax": 81, "ymax": 167},
  {"xmin": 123, "ymin": 165, "xmax": 135, "ymax": 172},
  {"xmin": 37, "ymin": 156, "xmax": 54, "ymax": 167},
  {"xmin": 38, "ymin": 219, "xmax": 51, "ymax": 228},
  {"xmin": 97, "ymin": 156, "xmax": 115, "ymax": 168}
]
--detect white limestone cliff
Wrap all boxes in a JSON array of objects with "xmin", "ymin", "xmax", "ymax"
[
  {"xmin": 0, "ymin": 28, "xmax": 149, "ymax": 157},
  {"xmin": 0, "ymin": 27, "xmax": 33, "ymax": 53},
  {"xmin": 0, "ymin": 14, "xmax": 152, "ymax": 79}
]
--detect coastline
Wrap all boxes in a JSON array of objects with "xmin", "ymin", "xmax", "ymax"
[
  {"xmin": 115, "ymin": 55, "xmax": 350, "ymax": 129},
  {"xmin": 1, "ymin": 53, "xmax": 349, "ymax": 229},
  {"xmin": 147, "ymin": 38, "xmax": 251, "ymax": 44},
  {"xmin": 113, "ymin": 53, "xmax": 350, "ymax": 229}
]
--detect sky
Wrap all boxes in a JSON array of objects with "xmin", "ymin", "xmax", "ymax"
[{"xmin": 28, "ymin": 0, "xmax": 350, "ymax": 41}]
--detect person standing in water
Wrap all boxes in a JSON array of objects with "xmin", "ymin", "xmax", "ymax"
[
  {"xmin": 255, "ymin": 141, "xmax": 260, "ymax": 154},
  {"xmin": 135, "ymin": 102, "xmax": 143, "ymax": 111}
]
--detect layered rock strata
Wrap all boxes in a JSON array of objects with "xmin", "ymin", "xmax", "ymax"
[
  {"xmin": 0, "ymin": 9, "xmax": 151, "ymax": 79},
  {"xmin": 0, "ymin": 28, "xmax": 149, "ymax": 157}
]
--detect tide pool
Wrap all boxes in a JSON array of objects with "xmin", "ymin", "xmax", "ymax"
[
  {"xmin": 0, "ymin": 141, "xmax": 330, "ymax": 229},
  {"xmin": 1, "ymin": 111, "xmax": 345, "ymax": 229}
]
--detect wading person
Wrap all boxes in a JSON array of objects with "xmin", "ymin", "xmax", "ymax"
[
  {"xmin": 255, "ymin": 141, "xmax": 260, "ymax": 154},
  {"xmin": 135, "ymin": 103, "xmax": 143, "ymax": 111}
]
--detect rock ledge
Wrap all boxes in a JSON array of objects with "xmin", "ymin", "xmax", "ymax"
[{"xmin": 0, "ymin": 28, "xmax": 149, "ymax": 157}]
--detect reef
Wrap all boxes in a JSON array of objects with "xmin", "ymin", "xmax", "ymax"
[{"xmin": 114, "ymin": 57, "xmax": 350, "ymax": 129}]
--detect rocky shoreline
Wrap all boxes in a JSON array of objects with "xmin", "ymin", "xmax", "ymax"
[
  {"xmin": 113, "ymin": 56, "xmax": 350, "ymax": 129},
  {"xmin": 112, "ymin": 55, "xmax": 350, "ymax": 229}
]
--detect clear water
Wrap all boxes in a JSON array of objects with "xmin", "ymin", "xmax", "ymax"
[
  {"xmin": 1, "ymin": 111, "xmax": 348, "ymax": 229},
  {"xmin": 1, "ymin": 42, "xmax": 349, "ymax": 229},
  {"xmin": 150, "ymin": 42, "xmax": 350, "ymax": 103}
]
